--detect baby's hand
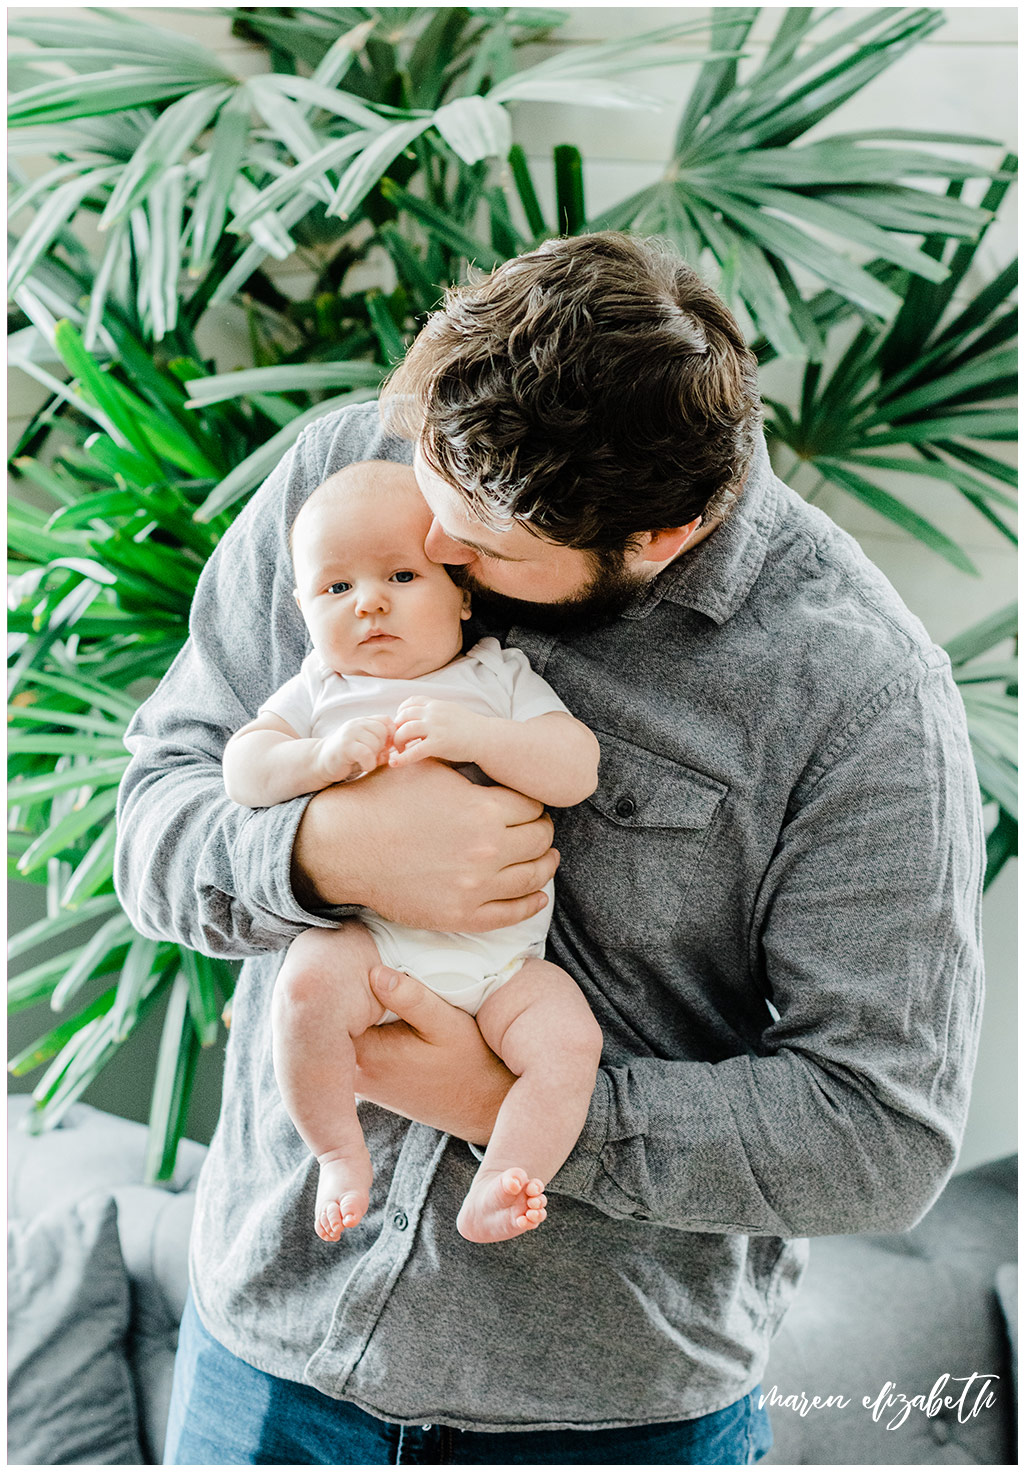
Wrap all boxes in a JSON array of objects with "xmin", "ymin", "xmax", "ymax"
[
  {"xmin": 389, "ymin": 699, "xmax": 483, "ymax": 767},
  {"xmin": 317, "ymin": 716, "xmax": 392, "ymax": 784}
]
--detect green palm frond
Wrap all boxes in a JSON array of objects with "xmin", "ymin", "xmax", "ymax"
[
  {"xmin": 7, "ymin": 322, "xmax": 243, "ymax": 1178},
  {"xmin": 8, "ymin": 9, "xmax": 722, "ymax": 346},
  {"xmin": 765, "ymin": 157, "xmax": 1017, "ymax": 569},
  {"xmin": 589, "ymin": 8, "xmax": 1001, "ymax": 356},
  {"xmin": 944, "ymin": 605, "xmax": 1018, "ymax": 889}
]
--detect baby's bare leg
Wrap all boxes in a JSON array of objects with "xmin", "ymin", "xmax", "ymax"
[
  {"xmin": 456, "ymin": 960, "xmax": 603, "ymax": 1244},
  {"xmin": 272, "ymin": 922, "xmax": 388, "ymax": 1241}
]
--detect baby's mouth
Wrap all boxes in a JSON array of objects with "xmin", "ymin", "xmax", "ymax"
[{"xmin": 360, "ymin": 629, "xmax": 397, "ymax": 644}]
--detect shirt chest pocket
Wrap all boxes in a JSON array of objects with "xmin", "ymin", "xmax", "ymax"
[{"xmin": 552, "ymin": 731, "xmax": 728, "ymax": 949}]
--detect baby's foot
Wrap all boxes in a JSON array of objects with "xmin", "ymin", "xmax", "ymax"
[
  {"xmin": 456, "ymin": 1168, "xmax": 548, "ymax": 1244},
  {"xmin": 315, "ymin": 1143, "xmax": 373, "ymax": 1242}
]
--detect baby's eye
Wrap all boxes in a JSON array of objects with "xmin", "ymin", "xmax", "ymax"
[
  {"xmin": 327, "ymin": 581, "xmax": 351, "ymax": 595},
  {"xmin": 390, "ymin": 570, "xmax": 416, "ymax": 583}
]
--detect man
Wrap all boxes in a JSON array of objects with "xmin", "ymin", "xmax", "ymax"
[{"xmin": 116, "ymin": 233, "xmax": 983, "ymax": 1465}]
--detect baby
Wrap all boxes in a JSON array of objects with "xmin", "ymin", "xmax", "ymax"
[{"xmin": 223, "ymin": 460, "xmax": 603, "ymax": 1245}]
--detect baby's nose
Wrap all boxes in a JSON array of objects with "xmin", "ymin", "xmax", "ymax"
[{"xmin": 355, "ymin": 583, "xmax": 388, "ymax": 614}]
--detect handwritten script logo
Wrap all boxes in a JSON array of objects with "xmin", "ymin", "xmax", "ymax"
[
  {"xmin": 760, "ymin": 1374, "xmax": 999, "ymax": 1430},
  {"xmin": 759, "ymin": 1386, "xmax": 850, "ymax": 1417},
  {"xmin": 864, "ymin": 1374, "xmax": 999, "ymax": 1429}
]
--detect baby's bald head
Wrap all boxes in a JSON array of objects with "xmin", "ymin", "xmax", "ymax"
[{"xmin": 290, "ymin": 460, "xmax": 421, "ymax": 562}]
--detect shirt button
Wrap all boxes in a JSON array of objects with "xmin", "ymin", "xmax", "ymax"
[
  {"xmin": 615, "ymin": 796, "xmax": 636, "ymax": 819},
  {"xmin": 392, "ymin": 1210, "xmax": 409, "ymax": 1231}
]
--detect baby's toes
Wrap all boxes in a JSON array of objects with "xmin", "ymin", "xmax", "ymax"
[
  {"xmin": 317, "ymin": 1202, "xmax": 343, "ymax": 1241},
  {"xmin": 499, "ymin": 1168, "xmax": 528, "ymax": 1201},
  {"xmin": 515, "ymin": 1207, "xmax": 546, "ymax": 1230}
]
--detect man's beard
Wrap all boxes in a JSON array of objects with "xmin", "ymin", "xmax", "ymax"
[{"xmin": 446, "ymin": 548, "xmax": 651, "ymax": 634}]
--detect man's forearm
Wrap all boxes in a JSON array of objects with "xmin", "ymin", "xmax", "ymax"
[
  {"xmin": 550, "ymin": 1051, "xmax": 960, "ymax": 1238},
  {"xmin": 116, "ymin": 754, "xmax": 324, "ymax": 957},
  {"xmin": 289, "ymin": 778, "xmax": 376, "ymax": 910},
  {"xmin": 289, "ymin": 758, "xmax": 558, "ymax": 929}
]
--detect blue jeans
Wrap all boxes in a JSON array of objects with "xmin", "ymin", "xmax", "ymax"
[{"xmin": 165, "ymin": 1295, "xmax": 773, "ymax": 1465}]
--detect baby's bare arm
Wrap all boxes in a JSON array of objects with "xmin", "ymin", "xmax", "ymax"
[
  {"xmin": 223, "ymin": 710, "xmax": 391, "ymax": 807},
  {"xmin": 464, "ymin": 711, "xmax": 599, "ymax": 806},
  {"xmin": 390, "ymin": 705, "xmax": 599, "ymax": 808}
]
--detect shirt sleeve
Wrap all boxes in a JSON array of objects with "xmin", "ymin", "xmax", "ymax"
[
  {"xmin": 549, "ymin": 658, "xmax": 986, "ymax": 1237},
  {"xmin": 259, "ymin": 657, "xmax": 317, "ymax": 736},
  {"xmin": 114, "ymin": 404, "xmax": 397, "ymax": 958},
  {"xmin": 476, "ymin": 639, "xmax": 571, "ymax": 721}
]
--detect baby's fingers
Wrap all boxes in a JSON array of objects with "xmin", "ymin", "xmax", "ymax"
[
  {"xmin": 388, "ymin": 738, "xmax": 429, "ymax": 767},
  {"xmin": 391, "ymin": 716, "xmax": 428, "ymax": 754},
  {"xmin": 394, "ymin": 698, "xmax": 427, "ymax": 719},
  {"xmin": 358, "ymin": 717, "xmax": 392, "ymax": 743},
  {"xmin": 393, "ymin": 715, "xmax": 427, "ymax": 740},
  {"xmin": 350, "ymin": 739, "xmax": 384, "ymax": 771}
]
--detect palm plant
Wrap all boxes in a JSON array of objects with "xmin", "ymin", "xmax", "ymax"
[
  {"xmin": 8, "ymin": 9, "xmax": 717, "ymax": 362},
  {"xmin": 760, "ymin": 156, "xmax": 1018, "ymax": 883},
  {"xmin": 7, "ymin": 6, "xmax": 1017, "ymax": 1176},
  {"xmin": 587, "ymin": 8, "xmax": 1000, "ymax": 356},
  {"xmin": 945, "ymin": 604, "xmax": 1018, "ymax": 889},
  {"xmin": 8, "ymin": 320, "xmax": 248, "ymax": 1179},
  {"xmin": 764, "ymin": 157, "xmax": 1017, "ymax": 572},
  {"xmin": 9, "ymin": 7, "xmax": 734, "ymax": 516}
]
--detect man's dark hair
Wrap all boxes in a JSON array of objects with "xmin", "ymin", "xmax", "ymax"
[{"xmin": 381, "ymin": 231, "xmax": 762, "ymax": 552}]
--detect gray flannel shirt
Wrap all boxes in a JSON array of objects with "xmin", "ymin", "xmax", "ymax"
[{"xmin": 115, "ymin": 402, "xmax": 984, "ymax": 1431}]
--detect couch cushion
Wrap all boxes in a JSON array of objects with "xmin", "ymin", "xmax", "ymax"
[
  {"xmin": 8, "ymin": 1193, "xmax": 145, "ymax": 1466},
  {"xmin": 114, "ymin": 1184, "xmax": 197, "ymax": 1464},
  {"xmin": 995, "ymin": 1262, "xmax": 1017, "ymax": 1405},
  {"xmin": 762, "ymin": 1156, "xmax": 1016, "ymax": 1466},
  {"xmin": 7, "ymin": 1098, "xmax": 207, "ymax": 1221},
  {"xmin": 7, "ymin": 1101, "xmax": 208, "ymax": 1466}
]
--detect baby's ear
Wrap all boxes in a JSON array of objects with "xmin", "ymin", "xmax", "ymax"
[{"xmin": 293, "ymin": 587, "xmax": 302, "ymax": 609}]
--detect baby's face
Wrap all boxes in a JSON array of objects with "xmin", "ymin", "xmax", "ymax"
[{"xmin": 292, "ymin": 477, "xmax": 470, "ymax": 680}]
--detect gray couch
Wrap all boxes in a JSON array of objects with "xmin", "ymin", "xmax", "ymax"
[{"xmin": 7, "ymin": 1097, "xmax": 1017, "ymax": 1465}]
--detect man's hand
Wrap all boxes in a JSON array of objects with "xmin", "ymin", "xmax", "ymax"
[
  {"xmin": 291, "ymin": 757, "xmax": 558, "ymax": 932},
  {"xmin": 353, "ymin": 966, "xmax": 515, "ymax": 1143}
]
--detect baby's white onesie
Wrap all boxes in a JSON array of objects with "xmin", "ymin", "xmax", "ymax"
[{"xmin": 261, "ymin": 637, "xmax": 569, "ymax": 1015}]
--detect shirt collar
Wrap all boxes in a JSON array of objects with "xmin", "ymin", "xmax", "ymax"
[{"xmin": 621, "ymin": 430, "xmax": 778, "ymax": 626}]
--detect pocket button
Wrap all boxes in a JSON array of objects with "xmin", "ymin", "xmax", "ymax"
[{"xmin": 615, "ymin": 795, "xmax": 637, "ymax": 819}]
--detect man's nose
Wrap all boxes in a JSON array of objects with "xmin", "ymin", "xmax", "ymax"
[{"xmin": 425, "ymin": 518, "xmax": 474, "ymax": 564}]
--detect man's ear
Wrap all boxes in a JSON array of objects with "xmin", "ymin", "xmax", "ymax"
[
  {"xmin": 459, "ymin": 589, "xmax": 472, "ymax": 620},
  {"xmin": 643, "ymin": 519, "xmax": 702, "ymax": 566}
]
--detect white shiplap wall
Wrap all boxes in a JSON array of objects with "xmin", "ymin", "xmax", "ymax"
[{"xmin": 7, "ymin": 6, "xmax": 1018, "ymax": 1168}]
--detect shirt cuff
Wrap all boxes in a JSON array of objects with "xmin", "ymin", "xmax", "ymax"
[
  {"xmin": 466, "ymin": 1068, "xmax": 611, "ymax": 1187},
  {"xmin": 233, "ymin": 794, "xmax": 362, "ymax": 934},
  {"xmin": 545, "ymin": 1065, "xmax": 612, "ymax": 1198}
]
